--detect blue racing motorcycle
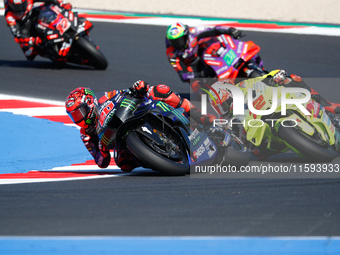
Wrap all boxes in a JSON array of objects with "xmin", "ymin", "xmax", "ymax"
[{"xmin": 94, "ymin": 90, "xmax": 248, "ymax": 175}]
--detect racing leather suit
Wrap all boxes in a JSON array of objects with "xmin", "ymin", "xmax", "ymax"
[{"xmin": 4, "ymin": 0, "xmax": 71, "ymax": 60}]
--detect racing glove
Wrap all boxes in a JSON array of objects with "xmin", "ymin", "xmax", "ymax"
[
  {"xmin": 228, "ymin": 27, "xmax": 242, "ymax": 39},
  {"xmin": 132, "ymin": 80, "xmax": 149, "ymax": 97},
  {"xmin": 56, "ymin": 0, "xmax": 72, "ymax": 10},
  {"xmin": 15, "ymin": 36, "xmax": 42, "ymax": 47},
  {"xmin": 60, "ymin": 3, "xmax": 72, "ymax": 10},
  {"xmin": 216, "ymin": 27, "xmax": 242, "ymax": 39},
  {"xmin": 200, "ymin": 113, "xmax": 216, "ymax": 125}
]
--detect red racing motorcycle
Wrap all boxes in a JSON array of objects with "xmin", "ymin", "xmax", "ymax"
[
  {"xmin": 201, "ymin": 33, "xmax": 266, "ymax": 81},
  {"xmin": 32, "ymin": 4, "xmax": 108, "ymax": 69}
]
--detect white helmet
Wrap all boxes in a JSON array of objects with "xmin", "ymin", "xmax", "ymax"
[{"xmin": 208, "ymin": 80, "xmax": 234, "ymax": 116}]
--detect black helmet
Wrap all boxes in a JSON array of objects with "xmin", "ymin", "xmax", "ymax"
[{"xmin": 8, "ymin": 0, "xmax": 29, "ymax": 12}]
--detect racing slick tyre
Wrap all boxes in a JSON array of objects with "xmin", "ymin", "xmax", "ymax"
[
  {"xmin": 223, "ymin": 148, "xmax": 255, "ymax": 169},
  {"xmin": 73, "ymin": 36, "xmax": 108, "ymax": 70},
  {"xmin": 277, "ymin": 126, "xmax": 338, "ymax": 162},
  {"xmin": 126, "ymin": 131, "xmax": 189, "ymax": 176}
]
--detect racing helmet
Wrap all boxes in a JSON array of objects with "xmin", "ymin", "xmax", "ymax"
[
  {"xmin": 8, "ymin": 0, "xmax": 31, "ymax": 13},
  {"xmin": 65, "ymin": 87, "xmax": 97, "ymax": 129},
  {"xmin": 208, "ymin": 80, "xmax": 234, "ymax": 116},
  {"xmin": 166, "ymin": 22, "xmax": 189, "ymax": 50}
]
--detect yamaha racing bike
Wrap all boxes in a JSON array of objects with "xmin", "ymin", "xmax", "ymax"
[{"xmin": 94, "ymin": 90, "xmax": 248, "ymax": 175}]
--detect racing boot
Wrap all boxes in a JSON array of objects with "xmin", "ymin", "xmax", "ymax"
[{"xmin": 116, "ymin": 150, "xmax": 140, "ymax": 172}]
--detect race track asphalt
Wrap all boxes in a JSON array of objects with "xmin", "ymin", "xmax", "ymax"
[{"xmin": 0, "ymin": 17, "xmax": 340, "ymax": 236}]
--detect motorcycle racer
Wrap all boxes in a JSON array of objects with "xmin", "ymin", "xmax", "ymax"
[
  {"xmin": 165, "ymin": 22, "xmax": 242, "ymax": 88},
  {"xmin": 65, "ymin": 81, "xmax": 216, "ymax": 171},
  {"xmin": 208, "ymin": 70, "xmax": 340, "ymax": 158},
  {"xmin": 4, "ymin": 0, "xmax": 72, "ymax": 60}
]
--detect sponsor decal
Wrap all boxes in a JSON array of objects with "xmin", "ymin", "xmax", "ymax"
[
  {"xmin": 188, "ymin": 128, "xmax": 200, "ymax": 142},
  {"xmin": 206, "ymin": 60, "xmax": 222, "ymax": 66},
  {"xmin": 141, "ymin": 126, "xmax": 152, "ymax": 135},
  {"xmin": 207, "ymin": 148, "xmax": 215, "ymax": 158},
  {"xmin": 98, "ymin": 101, "xmax": 116, "ymax": 127},
  {"xmin": 47, "ymin": 34, "xmax": 58, "ymax": 40},
  {"xmin": 37, "ymin": 24, "xmax": 46, "ymax": 30},
  {"xmin": 237, "ymin": 42, "xmax": 244, "ymax": 54},
  {"xmin": 216, "ymin": 65, "xmax": 230, "ymax": 75},
  {"xmin": 194, "ymin": 144, "xmax": 205, "ymax": 159},
  {"xmin": 204, "ymin": 137, "xmax": 211, "ymax": 146},
  {"xmin": 120, "ymin": 98, "xmax": 136, "ymax": 110}
]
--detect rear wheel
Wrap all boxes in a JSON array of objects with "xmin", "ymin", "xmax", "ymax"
[
  {"xmin": 73, "ymin": 36, "xmax": 108, "ymax": 70},
  {"xmin": 278, "ymin": 126, "xmax": 338, "ymax": 162},
  {"xmin": 126, "ymin": 131, "xmax": 189, "ymax": 176}
]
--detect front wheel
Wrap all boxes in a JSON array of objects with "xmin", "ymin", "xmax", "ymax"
[
  {"xmin": 72, "ymin": 36, "xmax": 108, "ymax": 70},
  {"xmin": 126, "ymin": 131, "xmax": 189, "ymax": 176}
]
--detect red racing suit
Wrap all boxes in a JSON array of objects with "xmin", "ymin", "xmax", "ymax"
[
  {"xmin": 80, "ymin": 84, "xmax": 215, "ymax": 172},
  {"xmin": 4, "ymin": 0, "xmax": 71, "ymax": 60}
]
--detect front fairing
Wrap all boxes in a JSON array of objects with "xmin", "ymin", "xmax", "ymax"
[
  {"xmin": 33, "ymin": 4, "xmax": 93, "ymax": 61},
  {"xmin": 94, "ymin": 94, "xmax": 189, "ymax": 141},
  {"xmin": 35, "ymin": 5, "xmax": 77, "ymax": 40},
  {"xmin": 188, "ymin": 127, "xmax": 219, "ymax": 166},
  {"xmin": 202, "ymin": 35, "xmax": 261, "ymax": 80}
]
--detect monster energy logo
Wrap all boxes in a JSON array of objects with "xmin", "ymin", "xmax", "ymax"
[
  {"xmin": 156, "ymin": 101, "xmax": 189, "ymax": 124},
  {"xmin": 156, "ymin": 101, "xmax": 170, "ymax": 111},
  {"xmin": 85, "ymin": 89, "xmax": 95, "ymax": 97},
  {"xmin": 120, "ymin": 98, "xmax": 136, "ymax": 110}
]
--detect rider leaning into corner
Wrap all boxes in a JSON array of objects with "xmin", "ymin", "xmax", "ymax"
[
  {"xmin": 165, "ymin": 22, "xmax": 242, "ymax": 88},
  {"xmin": 4, "ymin": 0, "xmax": 72, "ymax": 60},
  {"xmin": 208, "ymin": 69, "xmax": 340, "ymax": 158},
  {"xmin": 166, "ymin": 22, "xmax": 340, "ymax": 115},
  {"xmin": 65, "ymin": 81, "xmax": 217, "ymax": 172}
]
